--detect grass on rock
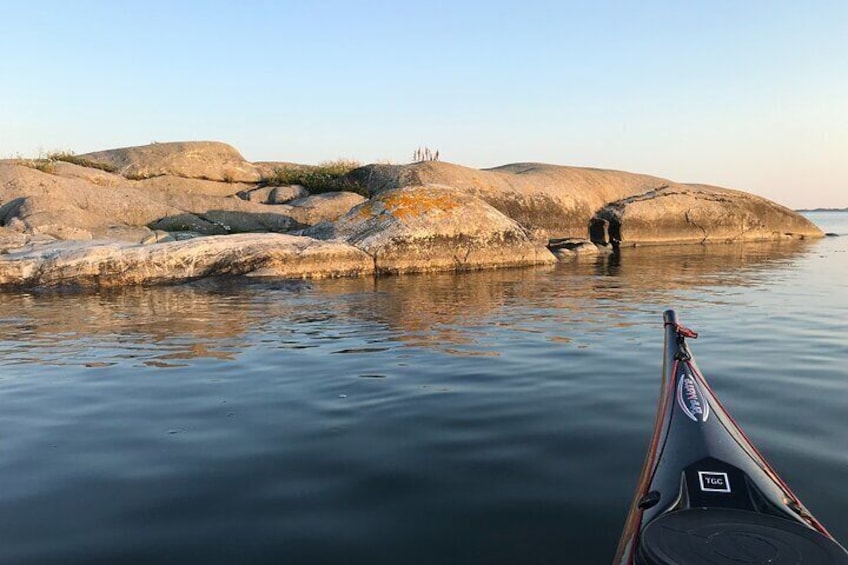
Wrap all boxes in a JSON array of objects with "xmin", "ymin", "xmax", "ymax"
[
  {"xmin": 18, "ymin": 151, "xmax": 117, "ymax": 174},
  {"xmin": 261, "ymin": 159, "xmax": 366, "ymax": 195},
  {"xmin": 45, "ymin": 151, "xmax": 118, "ymax": 173}
]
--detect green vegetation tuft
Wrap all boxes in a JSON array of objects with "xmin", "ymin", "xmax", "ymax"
[
  {"xmin": 260, "ymin": 159, "xmax": 366, "ymax": 195},
  {"xmin": 124, "ymin": 172, "xmax": 160, "ymax": 181},
  {"xmin": 46, "ymin": 151, "xmax": 117, "ymax": 173},
  {"xmin": 17, "ymin": 150, "xmax": 117, "ymax": 175},
  {"xmin": 27, "ymin": 159, "xmax": 56, "ymax": 174}
]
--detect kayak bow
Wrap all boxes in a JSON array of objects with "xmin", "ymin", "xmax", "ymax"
[{"xmin": 615, "ymin": 310, "xmax": 848, "ymax": 565}]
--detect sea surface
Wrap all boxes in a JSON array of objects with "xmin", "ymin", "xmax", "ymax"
[{"xmin": 1, "ymin": 212, "xmax": 846, "ymax": 564}]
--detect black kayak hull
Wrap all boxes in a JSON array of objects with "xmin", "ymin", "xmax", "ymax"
[{"xmin": 614, "ymin": 310, "xmax": 848, "ymax": 565}]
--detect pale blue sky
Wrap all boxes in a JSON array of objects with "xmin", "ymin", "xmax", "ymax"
[{"xmin": 2, "ymin": 0, "xmax": 845, "ymax": 207}]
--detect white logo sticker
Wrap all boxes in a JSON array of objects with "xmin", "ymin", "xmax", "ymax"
[
  {"xmin": 698, "ymin": 471, "xmax": 731, "ymax": 493},
  {"xmin": 677, "ymin": 374, "xmax": 710, "ymax": 422}
]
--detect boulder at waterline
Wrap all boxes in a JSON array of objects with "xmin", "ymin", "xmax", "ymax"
[
  {"xmin": 547, "ymin": 237, "xmax": 607, "ymax": 259},
  {"xmin": 589, "ymin": 185, "xmax": 822, "ymax": 246},
  {"xmin": 306, "ymin": 184, "xmax": 556, "ymax": 274},
  {"xmin": 0, "ymin": 233, "xmax": 374, "ymax": 289}
]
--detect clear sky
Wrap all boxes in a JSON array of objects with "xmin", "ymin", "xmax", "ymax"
[{"xmin": 2, "ymin": 0, "xmax": 845, "ymax": 208}]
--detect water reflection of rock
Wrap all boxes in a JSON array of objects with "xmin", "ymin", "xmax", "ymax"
[
  {"xmin": 589, "ymin": 239, "xmax": 814, "ymax": 290},
  {"xmin": 309, "ymin": 238, "xmax": 816, "ymax": 351},
  {"xmin": 0, "ymin": 239, "xmax": 815, "ymax": 362},
  {"xmin": 0, "ymin": 287, "xmax": 257, "ymax": 365}
]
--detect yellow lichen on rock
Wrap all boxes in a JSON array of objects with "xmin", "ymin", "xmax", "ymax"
[
  {"xmin": 304, "ymin": 184, "xmax": 557, "ymax": 274},
  {"xmin": 377, "ymin": 187, "xmax": 463, "ymax": 220}
]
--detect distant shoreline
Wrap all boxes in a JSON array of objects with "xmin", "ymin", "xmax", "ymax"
[{"xmin": 797, "ymin": 207, "xmax": 848, "ymax": 213}]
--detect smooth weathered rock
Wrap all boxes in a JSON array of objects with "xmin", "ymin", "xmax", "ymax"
[
  {"xmin": 346, "ymin": 162, "xmax": 823, "ymax": 244},
  {"xmin": 149, "ymin": 209, "xmax": 299, "ymax": 235},
  {"xmin": 77, "ymin": 141, "xmax": 261, "ymax": 182},
  {"xmin": 590, "ymin": 185, "xmax": 822, "ymax": 246},
  {"xmin": 268, "ymin": 185, "xmax": 309, "ymax": 204},
  {"xmin": 0, "ymin": 163, "xmax": 299, "ymax": 242},
  {"xmin": 0, "ymin": 163, "xmax": 171, "ymax": 238},
  {"xmin": 0, "ymin": 228, "xmax": 57, "ymax": 255},
  {"xmin": 133, "ymin": 175, "xmax": 253, "ymax": 197},
  {"xmin": 0, "ymin": 233, "xmax": 374, "ymax": 289},
  {"xmin": 237, "ymin": 186, "xmax": 276, "ymax": 203},
  {"xmin": 307, "ymin": 184, "xmax": 556, "ymax": 274},
  {"xmin": 2, "ymin": 139, "xmax": 827, "ymax": 290},
  {"xmin": 287, "ymin": 191, "xmax": 367, "ymax": 226},
  {"xmin": 51, "ymin": 161, "xmax": 126, "ymax": 187},
  {"xmin": 347, "ymin": 161, "xmax": 669, "ymax": 240}
]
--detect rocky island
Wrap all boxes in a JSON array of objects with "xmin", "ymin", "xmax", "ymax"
[{"xmin": 0, "ymin": 141, "xmax": 822, "ymax": 289}]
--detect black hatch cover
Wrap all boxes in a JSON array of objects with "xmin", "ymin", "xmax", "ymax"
[{"xmin": 638, "ymin": 508, "xmax": 848, "ymax": 565}]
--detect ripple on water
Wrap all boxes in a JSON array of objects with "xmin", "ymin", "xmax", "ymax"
[{"xmin": 1, "ymin": 221, "xmax": 847, "ymax": 563}]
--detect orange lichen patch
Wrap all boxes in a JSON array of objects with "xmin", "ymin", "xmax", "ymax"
[{"xmin": 377, "ymin": 189, "xmax": 463, "ymax": 220}]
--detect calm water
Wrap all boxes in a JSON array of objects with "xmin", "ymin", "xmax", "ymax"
[{"xmin": 1, "ymin": 212, "xmax": 846, "ymax": 564}]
